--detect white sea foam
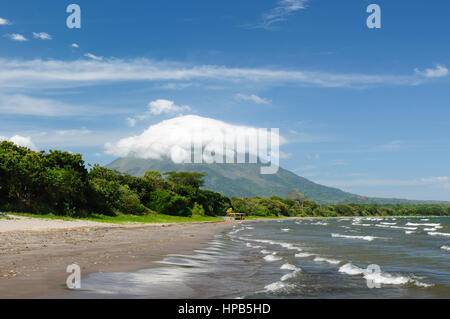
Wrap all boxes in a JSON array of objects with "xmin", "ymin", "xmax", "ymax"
[
  {"xmin": 246, "ymin": 243, "xmax": 262, "ymax": 249},
  {"xmin": 421, "ymin": 219, "xmax": 429, "ymax": 221},
  {"xmin": 331, "ymin": 233, "xmax": 380, "ymax": 241},
  {"xmin": 264, "ymin": 254, "xmax": 281, "ymax": 262},
  {"xmin": 280, "ymin": 263, "xmax": 298, "ymax": 271},
  {"xmin": 274, "ymin": 241, "xmax": 302, "ymax": 251},
  {"xmin": 295, "ymin": 252, "xmax": 314, "ymax": 258},
  {"xmin": 313, "ymin": 257, "xmax": 341, "ymax": 265},
  {"xmin": 441, "ymin": 246, "xmax": 450, "ymax": 251},
  {"xmin": 281, "ymin": 228, "xmax": 290, "ymax": 232},
  {"xmin": 424, "ymin": 228, "xmax": 437, "ymax": 231},
  {"xmin": 260, "ymin": 250, "xmax": 273, "ymax": 255},
  {"xmin": 364, "ymin": 272, "xmax": 410, "ymax": 285},
  {"xmin": 311, "ymin": 222, "xmax": 328, "ymax": 225},
  {"xmin": 339, "ymin": 263, "xmax": 365, "ymax": 275},
  {"xmin": 405, "ymin": 231, "xmax": 415, "ymax": 234},
  {"xmin": 339, "ymin": 263, "xmax": 432, "ymax": 287},
  {"xmin": 406, "ymin": 222, "xmax": 441, "ymax": 227},
  {"xmin": 280, "ymin": 264, "xmax": 302, "ymax": 281},
  {"xmin": 428, "ymin": 232, "xmax": 450, "ymax": 237},
  {"xmin": 375, "ymin": 224, "xmax": 417, "ymax": 230},
  {"xmin": 280, "ymin": 270, "xmax": 301, "ymax": 282},
  {"xmin": 381, "ymin": 222, "xmax": 397, "ymax": 225},
  {"xmin": 264, "ymin": 281, "xmax": 295, "ymax": 292}
]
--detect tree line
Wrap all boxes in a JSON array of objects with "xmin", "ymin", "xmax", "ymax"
[{"xmin": 1, "ymin": 141, "xmax": 449, "ymax": 218}]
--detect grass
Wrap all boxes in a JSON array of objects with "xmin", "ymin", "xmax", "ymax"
[
  {"xmin": 5, "ymin": 212, "xmax": 224, "ymax": 224},
  {"xmin": 243, "ymin": 215, "xmax": 286, "ymax": 220},
  {"xmin": 0, "ymin": 213, "xmax": 12, "ymax": 220}
]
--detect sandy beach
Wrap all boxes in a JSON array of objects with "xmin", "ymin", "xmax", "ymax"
[{"xmin": 0, "ymin": 214, "xmax": 235, "ymax": 299}]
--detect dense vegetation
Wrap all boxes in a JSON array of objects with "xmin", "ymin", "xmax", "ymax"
[
  {"xmin": 0, "ymin": 141, "xmax": 230, "ymax": 217},
  {"xmin": 1, "ymin": 141, "xmax": 449, "ymax": 219}
]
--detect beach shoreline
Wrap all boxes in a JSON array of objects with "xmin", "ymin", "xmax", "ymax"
[{"xmin": 0, "ymin": 216, "xmax": 236, "ymax": 299}]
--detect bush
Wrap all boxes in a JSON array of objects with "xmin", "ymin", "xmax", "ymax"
[{"xmin": 147, "ymin": 189, "xmax": 191, "ymax": 216}]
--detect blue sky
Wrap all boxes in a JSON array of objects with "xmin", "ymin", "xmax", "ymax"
[{"xmin": 1, "ymin": 0, "xmax": 449, "ymax": 200}]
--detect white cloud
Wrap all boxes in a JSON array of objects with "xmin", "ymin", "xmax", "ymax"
[
  {"xmin": 258, "ymin": 0, "xmax": 308, "ymax": 29},
  {"xmin": 0, "ymin": 57, "xmax": 423, "ymax": 90},
  {"xmin": 71, "ymin": 43, "xmax": 79, "ymax": 48},
  {"xmin": 33, "ymin": 32, "xmax": 52, "ymax": 40},
  {"xmin": 148, "ymin": 99, "xmax": 191, "ymax": 115},
  {"xmin": 127, "ymin": 117, "xmax": 137, "ymax": 127},
  {"xmin": 415, "ymin": 65, "xmax": 449, "ymax": 78},
  {"xmin": 105, "ymin": 115, "xmax": 286, "ymax": 164},
  {"xmin": 0, "ymin": 135, "xmax": 36, "ymax": 150},
  {"xmin": 0, "ymin": 94, "xmax": 82, "ymax": 116},
  {"xmin": 419, "ymin": 176, "xmax": 449, "ymax": 183},
  {"xmin": 6, "ymin": 33, "xmax": 27, "ymax": 41},
  {"xmin": 84, "ymin": 53, "xmax": 103, "ymax": 61},
  {"xmin": 0, "ymin": 17, "xmax": 11, "ymax": 25},
  {"xmin": 55, "ymin": 128, "xmax": 92, "ymax": 136},
  {"xmin": 235, "ymin": 93, "xmax": 271, "ymax": 104}
]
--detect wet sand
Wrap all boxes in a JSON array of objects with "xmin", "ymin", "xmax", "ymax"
[{"xmin": 0, "ymin": 218, "xmax": 235, "ymax": 299}]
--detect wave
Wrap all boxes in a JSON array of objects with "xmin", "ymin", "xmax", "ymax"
[
  {"xmin": 264, "ymin": 281, "xmax": 295, "ymax": 293},
  {"xmin": 313, "ymin": 257, "xmax": 341, "ymax": 265},
  {"xmin": 260, "ymin": 250, "xmax": 273, "ymax": 255},
  {"xmin": 246, "ymin": 243, "xmax": 262, "ymax": 249},
  {"xmin": 441, "ymin": 246, "xmax": 450, "ymax": 251},
  {"xmin": 264, "ymin": 254, "xmax": 282, "ymax": 262},
  {"xmin": 295, "ymin": 252, "xmax": 314, "ymax": 258},
  {"xmin": 281, "ymin": 228, "xmax": 290, "ymax": 232},
  {"xmin": 405, "ymin": 231, "xmax": 415, "ymax": 235},
  {"xmin": 280, "ymin": 263, "xmax": 298, "ymax": 271},
  {"xmin": 375, "ymin": 224, "xmax": 417, "ymax": 230},
  {"xmin": 338, "ymin": 263, "xmax": 365, "ymax": 275},
  {"xmin": 280, "ymin": 264, "xmax": 302, "ymax": 281},
  {"xmin": 339, "ymin": 263, "xmax": 432, "ymax": 287},
  {"xmin": 428, "ymin": 232, "xmax": 450, "ymax": 237},
  {"xmin": 331, "ymin": 233, "xmax": 381, "ymax": 242},
  {"xmin": 280, "ymin": 263, "xmax": 302, "ymax": 281},
  {"xmin": 280, "ymin": 271, "xmax": 301, "ymax": 282},
  {"xmin": 406, "ymin": 222, "xmax": 441, "ymax": 227}
]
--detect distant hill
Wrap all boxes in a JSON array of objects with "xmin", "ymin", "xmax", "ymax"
[{"xmin": 106, "ymin": 158, "xmax": 447, "ymax": 205}]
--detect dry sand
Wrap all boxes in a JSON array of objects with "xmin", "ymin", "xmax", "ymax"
[{"xmin": 0, "ymin": 214, "xmax": 235, "ymax": 299}]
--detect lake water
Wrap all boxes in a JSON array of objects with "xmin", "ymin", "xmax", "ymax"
[{"xmin": 68, "ymin": 217, "xmax": 450, "ymax": 299}]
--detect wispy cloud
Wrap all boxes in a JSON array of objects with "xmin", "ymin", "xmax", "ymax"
[
  {"xmin": 84, "ymin": 53, "xmax": 103, "ymax": 61},
  {"xmin": 71, "ymin": 43, "xmax": 79, "ymax": 48},
  {"xmin": 33, "ymin": 32, "xmax": 52, "ymax": 40},
  {"xmin": 0, "ymin": 94, "xmax": 126, "ymax": 117},
  {"xmin": 6, "ymin": 33, "xmax": 27, "ymax": 41},
  {"xmin": 0, "ymin": 58, "xmax": 427, "ymax": 90},
  {"xmin": 415, "ymin": 65, "xmax": 448, "ymax": 78},
  {"xmin": 0, "ymin": 94, "xmax": 80, "ymax": 116},
  {"xmin": 0, "ymin": 17, "xmax": 11, "ymax": 25},
  {"xmin": 316, "ymin": 176, "xmax": 450, "ymax": 188},
  {"xmin": 255, "ymin": 0, "xmax": 309, "ymax": 29},
  {"xmin": 235, "ymin": 93, "xmax": 271, "ymax": 104}
]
